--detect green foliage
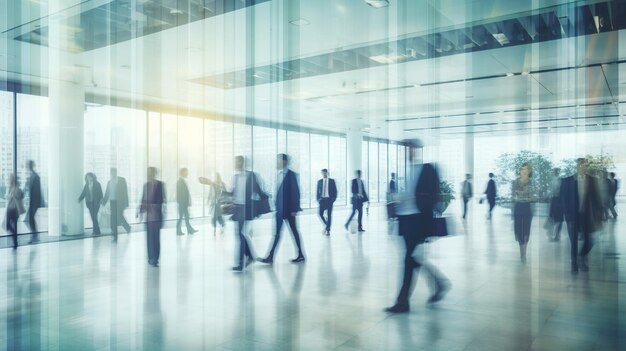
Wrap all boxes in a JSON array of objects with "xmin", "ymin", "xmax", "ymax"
[
  {"xmin": 494, "ymin": 150, "xmax": 553, "ymax": 202},
  {"xmin": 495, "ymin": 151, "xmax": 615, "ymax": 203},
  {"xmin": 437, "ymin": 180, "xmax": 455, "ymax": 213}
]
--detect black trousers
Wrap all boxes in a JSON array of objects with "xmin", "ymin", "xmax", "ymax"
[
  {"xmin": 462, "ymin": 197, "xmax": 469, "ymax": 219},
  {"xmin": 318, "ymin": 198, "xmax": 333, "ymax": 231},
  {"xmin": 87, "ymin": 203, "xmax": 100, "ymax": 234},
  {"xmin": 267, "ymin": 214, "xmax": 304, "ymax": 259},
  {"xmin": 110, "ymin": 201, "xmax": 130, "ymax": 239},
  {"xmin": 566, "ymin": 219, "xmax": 593, "ymax": 266},
  {"xmin": 27, "ymin": 206, "xmax": 38, "ymax": 240},
  {"xmin": 346, "ymin": 199, "xmax": 364, "ymax": 229},
  {"xmin": 7, "ymin": 208, "xmax": 18, "ymax": 249},
  {"xmin": 177, "ymin": 205, "xmax": 194, "ymax": 233},
  {"xmin": 146, "ymin": 221, "xmax": 161, "ymax": 264},
  {"xmin": 487, "ymin": 198, "xmax": 496, "ymax": 216},
  {"xmin": 234, "ymin": 205, "xmax": 254, "ymax": 266},
  {"xmin": 396, "ymin": 214, "xmax": 447, "ymax": 305}
]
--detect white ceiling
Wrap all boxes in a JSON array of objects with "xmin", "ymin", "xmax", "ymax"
[{"xmin": 1, "ymin": 0, "xmax": 625, "ymax": 139}]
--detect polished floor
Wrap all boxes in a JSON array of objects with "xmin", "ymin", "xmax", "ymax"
[{"xmin": 1, "ymin": 203, "xmax": 624, "ymax": 351}]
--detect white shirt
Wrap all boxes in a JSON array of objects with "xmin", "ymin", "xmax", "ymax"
[
  {"xmin": 396, "ymin": 164, "xmax": 423, "ymax": 215},
  {"xmin": 321, "ymin": 178, "xmax": 329, "ymax": 198},
  {"xmin": 357, "ymin": 178, "xmax": 364, "ymax": 196},
  {"xmin": 233, "ymin": 172, "xmax": 247, "ymax": 205},
  {"xmin": 277, "ymin": 169, "xmax": 287, "ymax": 191}
]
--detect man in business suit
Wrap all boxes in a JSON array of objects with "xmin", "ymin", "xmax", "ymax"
[
  {"xmin": 258, "ymin": 154, "xmax": 305, "ymax": 264},
  {"xmin": 385, "ymin": 139, "xmax": 450, "ymax": 313},
  {"xmin": 228, "ymin": 156, "xmax": 266, "ymax": 272},
  {"xmin": 102, "ymin": 168, "xmax": 131, "ymax": 242},
  {"xmin": 461, "ymin": 173, "xmax": 473, "ymax": 219},
  {"xmin": 560, "ymin": 158, "xmax": 603, "ymax": 274},
  {"xmin": 608, "ymin": 172, "xmax": 618, "ymax": 219},
  {"xmin": 317, "ymin": 169, "xmax": 337, "ymax": 236},
  {"xmin": 345, "ymin": 170, "xmax": 368, "ymax": 232},
  {"xmin": 176, "ymin": 168, "xmax": 197, "ymax": 235},
  {"xmin": 25, "ymin": 160, "xmax": 43, "ymax": 244},
  {"xmin": 78, "ymin": 172, "xmax": 103, "ymax": 235},
  {"xmin": 139, "ymin": 167, "xmax": 166, "ymax": 267},
  {"xmin": 389, "ymin": 173, "xmax": 397, "ymax": 193},
  {"xmin": 484, "ymin": 173, "xmax": 497, "ymax": 219}
]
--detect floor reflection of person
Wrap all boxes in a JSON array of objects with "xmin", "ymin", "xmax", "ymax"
[
  {"xmin": 209, "ymin": 172, "xmax": 226, "ymax": 234},
  {"xmin": 5, "ymin": 174, "xmax": 25, "ymax": 250},
  {"xmin": 547, "ymin": 168, "xmax": 564, "ymax": 242},
  {"xmin": 102, "ymin": 168, "xmax": 131, "ymax": 242},
  {"xmin": 176, "ymin": 168, "xmax": 197, "ymax": 235}
]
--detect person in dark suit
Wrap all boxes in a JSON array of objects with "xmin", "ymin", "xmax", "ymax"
[
  {"xmin": 345, "ymin": 170, "xmax": 368, "ymax": 232},
  {"xmin": 560, "ymin": 158, "xmax": 603, "ymax": 273},
  {"xmin": 139, "ymin": 167, "xmax": 166, "ymax": 267},
  {"xmin": 461, "ymin": 173, "xmax": 473, "ymax": 219},
  {"xmin": 176, "ymin": 168, "xmax": 197, "ymax": 235},
  {"xmin": 102, "ymin": 168, "xmax": 131, "ymax": 242},
  {"xmin": 385, "ymin": 139, "xmax": 450, "ymax": 313},
  {"xmin": 548, "ymin": 168, "xmax": 564, "ymax": 241},
  {"xmin": 5, "ymin": 174, "xmax": 25, "ymax": 249},
  {"xmin": 389, "ymin": 173, "xmax": 397, "ymax": 193},
  {"xmin": 258, "ymin": 154, "xmax": 305, "ymax": 264},
  {"xmin": 317, "ymin": 169, "xmax": 337, "ymax": 236},
  {"xmin": 608, "ymin": 172, "xmax": 618, "ymax": 219},
  {"xmin": 225, "ymin": 156, "xmax": 267, "ymax": 272},
  {"xmin": 25, "ymin": 160, "xmax": 43, "ymax": 244},
  {"xmin": 484, "ymin": 173, "xmax": 497, "ymax": 219},
  {"xmin": 78, "ymin": 172, "xmax": 103, "ymax": 235}
]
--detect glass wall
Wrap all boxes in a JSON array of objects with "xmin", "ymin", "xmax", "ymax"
[
  {"xmin": 0, "ymin": 92, "xmax": 13, "ymax": 219},
  {"xmin": 329, "ymin": 136, "xmax": 347, "ymax": 205}
]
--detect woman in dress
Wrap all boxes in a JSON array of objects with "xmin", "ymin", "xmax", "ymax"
[{"xmin": 511, "ymin": 163, "xmax": 533, "ymax": 263}]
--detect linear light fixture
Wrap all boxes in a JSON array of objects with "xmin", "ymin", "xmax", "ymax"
[{"xmin": 364, "ymin": 0, "xmax": 390, "ymax": 9}]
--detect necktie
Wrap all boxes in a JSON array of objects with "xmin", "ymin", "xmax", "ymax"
[{"xmin": 323, "ymin": 179, "xmax": 327, "ymax": 197}]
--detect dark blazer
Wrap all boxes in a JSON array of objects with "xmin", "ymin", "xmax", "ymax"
[
  {"xmin": 560, "ymin": 174, "xmax": 603, "ymax": 233},
  {"xmin": 316, "ymin": 178, "xmax": 337, "ymax": 203},
  {"xmin": 103, "ymin": 177, "xmax": 129, "ymax": 209},
  {"xmin": 227, "ymin": 171, "xmax": 267, "ymax": 221},
  {"xmin": 351, "ymin": 178, "xmax": 369, "ymax": 203},
  {"xmin": 140, "ymin": 180, "xmax": 166, "ymax": 224},
  {"xmin": 389, "ymin": 179, "xmax": 397, "ymax": 193},
  {"xmin": 176, "ymin": 178, "xmax": 191, "ymax": 207},
  {"xmin": 26, "ymin": 172, "xmax": 43, "ymax": 209},
  {"xmin": 414, "ymin": 163, "xmax": 441, "ymax": 238},
  {"xmin": 79, "ymin": 181, "xmax": 103, "ymax": 208},
  {"xmin": 276, "ymin": 169, "xmax": 301, "ymax": 217},
  {"xmin": 485, "ymin": 179, "xmax": 497, "ymax": 200}
]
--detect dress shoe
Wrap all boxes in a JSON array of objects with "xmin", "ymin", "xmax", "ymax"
[
  {"xmin": 428, "ymin": 281, "xmax": 451, "ymax": 304},
  {"xmin": 177, "ymin": 232, "xmax": 185, "ymax": 236},
  {"xmin": 291, "ymin": 256, "xmax": 305, "ymax": 263},
  {"xmin": 232, "ymin": 266, "xmax": 244, "ymax": 272},
  {"xmin": 325, "ymin": 230, "xmax": 331, "ymax": 236},
  {"xmin": 358, "ymin": 227, "xmax": 365, "ymax": 232},
  {"xmin": 384, "ymin": 303, "xmax": 410, "ymax": 313},
  {"xmin": 188, "ymin": 228, "xmax": 198, "ymax": 235},
  {"xmin": 257, "ymin": 257, "xmax": 273, "ymax": 265},
  {"xmin": 344, "ymin": 223, "xmax": 349, "ymax": 231}
]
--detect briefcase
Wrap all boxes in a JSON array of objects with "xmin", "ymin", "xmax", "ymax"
[{"xmin": 432, "ymin": 217, "xmax": 449, "ymax": 237}]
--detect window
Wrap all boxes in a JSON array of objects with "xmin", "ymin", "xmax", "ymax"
[
  {"xmin": 214, "ymin": 121, "xmax": 234, "ymax": 189},
  {"xmin": 368, "ymin": 141, "xmax": 379, "ymax": 202},
  {"xmin": 252, "ymin": 126, "xmax": 277, "ymax": 196},
  {"xmin": 329, "ymin": 136, "xmax": 347, "ymax": 205},
  {"xmin": 287, "ymin": 131, "xmax": 311, "ymax": 208},
  {"xmin": 178, "ymin": 116, "xmax": 204, "ymax": 217},
  {"xmin": 161, "ymin": 113, "xmax": 179, "ymax": 220},
  {"xmin": 379, "ymin": 142, "xmax": 388, "ymax": 199},
  {"xmin": 0, "ymin": 91, "xmax": 13, "ymax": 223},
  {"xmin": 310, "ymin": 134, "xmax": 329, "ymax": 203}
]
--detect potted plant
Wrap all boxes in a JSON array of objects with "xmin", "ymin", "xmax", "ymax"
[{"xmin": 436, "ymin": 180, "xmax": 455, "ymax": 214}]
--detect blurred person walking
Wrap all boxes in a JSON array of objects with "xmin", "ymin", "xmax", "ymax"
[
  {"xmin": 547, "ymin": 168, "xmax": 564, "ymax": 242},
  {"xmin": 484, "ymin": 173, "xmax": 497, "ymax": 219},
  {"xmin": 385, "ymin": 139, "xmax": 450, "ymax": 313},
  {"xmin": 139, "ymin": 167, "xmax": 166, "ymax": 267},
  {"xmin": 25, "ymin": 160, "xmax": 43, "ymax": 244},
  {"xmin": 607, "ymin": 172, "xmax": 618, "ymax": 219},
  {"xmin": 560, "ymin": 158, "xmax": 603, "ymax": 274},
  {"xmin": 258, "ymin": 154, "xmax": 305, "ymax": 264},
  {"xmin": 209, "ymin": 172, "xmax": 226, "ymax": 234},
  {"xmin": 511, "ymin": 163, "xmax": 534, "ymax": 263},
  {"xmin": 4, "ymin": 174, "xmax": 25, "ymax": 250},
  {"xmin": 176, "ymin": 168, "xmax": 197, "ymax": 235},
  {"xmin": 461, "ymin": 174, "xmax": 473, "ymax": 220},
  {"xmin": 78, "ymin": 172, "xmax": 103, "ymax": 235},
  {"xmin": 345, "ymin": 170, "xmax": 368, "ymax": 232},
  {"xmin": 102, "ymin": 168, "xmax": 131, "ymax": 242},
  {"xmin": 316, "ymin": 169, "xmax": 337, "ymax": 236}
]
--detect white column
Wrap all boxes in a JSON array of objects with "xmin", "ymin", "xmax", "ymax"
[
  {"xmin": 47, "ymin": 1, "xmax": 84, "ymax": 236},
  {"xmin": 346, "ymin": 130, "xmax": 363, "ymax": 196},
  {"xmin": 464, "ymin": 128, "xmax": 474, "ymax": 177}
]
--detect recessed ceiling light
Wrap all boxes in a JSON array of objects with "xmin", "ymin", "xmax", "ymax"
[
  {"xmin": 289, "ymin": 18, "xmax": 310, "ymax": 26},
  {"xmin": 170, "ymin": 9, "xmax": 183, "ymax": 15},
  {"xmin": 521, "ymin": 71, "xmax": 529, "ymax": 75},
  {"xmin": 505, "ymin": 72, "xmax": 515, "ymax": 77},
  {"xmin": 364, "ymin": 0, "xmax": 390, "ymax": 8}
]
